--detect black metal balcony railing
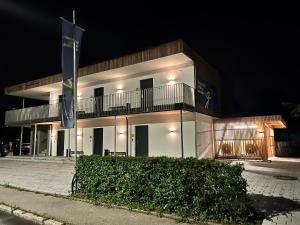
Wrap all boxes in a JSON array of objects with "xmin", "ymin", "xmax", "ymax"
[{"xmin": 5, "ymin": 83, "xmax": 195, "ymax": 126}]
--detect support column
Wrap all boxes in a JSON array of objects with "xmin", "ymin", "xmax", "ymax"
[
  {"xmin": 114, "ymin": 116, "xmax": 117, "ymax": 156},
  {"xmin": 68, "ymin": 129, "xmax": 70, "ymax": 158},
  {"xmin": 126, "ymin": 117, "xmax": 128, "ymax": 156},
  {"xmin": 180, "ymin": 110, "xmax": 184, "ymax": 158},
  {"xmin": 194, "ymin": 111, "xmax": 197, "ymax": 158},
  {"xmin": 211, "ymin": 121, "xmax": 216, "ymax": 159},
  {"xmin": 48, "ymin": 124, "xmax": 52, "ymax": 156},
  {"xmin": 33, "ymin": 124, "xmax": 37, "ymax": 159},
  {"xmin": 19, "ymin": 98, "xmax": 25, "ymax": 156},
  {"xmin": 19, "ymin": 127, "xmax": 24, "ymax": 156}
]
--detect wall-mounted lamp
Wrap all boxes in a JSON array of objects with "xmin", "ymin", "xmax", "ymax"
[
  {"xmin": 167, "ymin": 80, "xmax": 176, "ymax": 85},
  {"xmin": 119, "ymin": 131, "xmax": 125, "ymax": 135},
  {"xmin": 169, "ymin": 129, "xmax": 176, "ymax": 134},
  {"xmin": 258, "ymin": 131, "xmax": 264, "ymax": 138},
  {"xmin": 116, "ymin": 89, "xmax": 123, "ymax": 93}
]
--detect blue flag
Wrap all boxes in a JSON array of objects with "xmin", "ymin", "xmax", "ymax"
[{"xmin": 61, "ymin": 18, "xmax": 83, "ymax": 128}]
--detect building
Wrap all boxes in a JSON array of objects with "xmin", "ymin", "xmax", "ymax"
[{"xmin": 4, "ymin": 40, "xmax": 285, "ymax": 159}]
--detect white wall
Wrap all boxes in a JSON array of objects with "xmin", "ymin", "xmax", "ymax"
[
  {"xmin": 195, "ymin": 113, "xmax": 214, "ymax": 159},
  {"xmin": 128, "ymin": 121, "xmax": 195, "ymax": 158},
  {"xmin": 50, "ymin": 121, "xmax": 196, "ymax": 158}
]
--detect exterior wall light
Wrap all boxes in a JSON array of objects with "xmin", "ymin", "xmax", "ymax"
[
  {"xmin": 167, "ymin": 80, "xmax": 176, "ymax": 85},
  {"xmin": 258, "ymin": 131, "xmax": 264, "ymax": 138}
]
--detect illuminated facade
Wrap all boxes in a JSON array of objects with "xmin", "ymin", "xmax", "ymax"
[{"xmin": 4, "ymin": 40, "xmax": 285, "ymax": 159}]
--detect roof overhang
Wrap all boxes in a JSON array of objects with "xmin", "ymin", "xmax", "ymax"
[
  {"xmin": 213, "ymin": 115, "xmax": 287, "ymax": 129},
  {"xmin": 5, "ymin": 40, "xmax": 198, "ymax": 100}
]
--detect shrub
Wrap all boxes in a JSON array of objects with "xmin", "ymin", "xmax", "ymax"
[{"xmin": 75, "ymin": 156, "xmax": 256, "ymax": 223}]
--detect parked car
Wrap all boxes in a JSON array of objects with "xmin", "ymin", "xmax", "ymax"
[{"xmin": 0, "ymin": 143, "xmax": 8, "ymax": 157}]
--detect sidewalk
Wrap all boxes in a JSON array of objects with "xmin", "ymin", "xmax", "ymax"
[
  {"xmin": 0, "ymin": 186, "xmax": 189, "ymax": 225},
  {"xmin": 0, "ymin": 158, "xmax": 74, "ymax": 195}
]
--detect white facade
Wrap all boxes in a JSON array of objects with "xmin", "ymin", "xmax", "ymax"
[
  {"xmin": 46, "ymin": 64, "xmax": 215, "ymax": 159},
  {"xmin": 49, "ymin": 65, "xmax": 195, "ymax": 111}
]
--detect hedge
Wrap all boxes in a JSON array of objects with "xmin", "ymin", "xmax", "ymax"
[{"xmin": 75, "ymin": 156, "xmax": 256, "ymax": 223}]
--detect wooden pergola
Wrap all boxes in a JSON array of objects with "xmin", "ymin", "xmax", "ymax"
[{"xmin": 213, "ymin": 115, "xmax": 286, "ymax": 160}]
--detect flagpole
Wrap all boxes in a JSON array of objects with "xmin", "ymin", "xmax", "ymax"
[{"xmin": 73, "ymin": 10, "xmax": 77, "ymax": 162}]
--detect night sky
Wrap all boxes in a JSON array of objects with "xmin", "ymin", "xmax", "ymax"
[{"xmin": 0, "ymin": 1, "xmax": 300, "ymax": 141}]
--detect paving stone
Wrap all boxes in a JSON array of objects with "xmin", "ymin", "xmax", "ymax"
[
  {"xmin": 44, "ymin": 219, "xmax": 64, "ymax": 225},
  {"xmin": 21, "ymin": 212, "xmax": 44, "ymax": 224},
  {"xmin": 0, "ymin": 204, "xmax": 12, "ymax": 213},
  {"xmin": 0, "ymin": 159, "xmax": 74, "ymax": 195},
  {"xmin": 240, "ymin": 158, "xmax": 300, "ymax": 225}
]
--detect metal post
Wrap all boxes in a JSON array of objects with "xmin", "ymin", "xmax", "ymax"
[
  {"xmin": 33, "ymin": 123, "xmax": 37, "ymax": 159},
  {"xmin": 68, "ymin": 129, "xmax": 70, "ymax": 158},
  {"xmin": 114, "ymin": 116, "xmax": 117, "ymax": 156},
  {"xmin": 180, "ymin": 110, "xmax": 184, "ymax": 158},
  {"xmin": 49, "ymin": 124, "xmax": 52, "ymax": 156},
  {"xmin": 19, "ymin": 98, "xmax": 25, "ymax": 156},
  {"xmin": 194, "ymin": 111, "xmax": 198, "ymax": 158},
  {"xmin": 211, "ymin": 121, "xmax": 216, "ymax": 159},
  {"xmin": 126, "ymin": 117, "xmax": 128, "ymax": 156},
  {"xmin": 73, "ymin": 10, "xmax": 77, "ymax": 161}
]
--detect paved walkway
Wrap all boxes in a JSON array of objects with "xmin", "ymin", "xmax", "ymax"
[
  {"xmin": 0, "ymin": 186, "xmax": 189, "ymax": 225},
  {"xmin": 0, "ymin": 158, "xmax": 74, "ymax": 195},
  {"xmin": 241, "ymin": 157, "xmax": 300, "ymax": 225},
  {"xmin": 1, "ymin": 157, "xmax": 300, "ymax": 224}
]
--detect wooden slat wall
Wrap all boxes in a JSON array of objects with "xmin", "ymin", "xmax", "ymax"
[{"xmin": 5, "ymin": 40, "xmax": 185, "ymax": 95}]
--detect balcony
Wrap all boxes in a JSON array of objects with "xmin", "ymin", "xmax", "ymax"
[{"xmin": 5, "ymin": 83, "xmax": 195, "ymax": 126}]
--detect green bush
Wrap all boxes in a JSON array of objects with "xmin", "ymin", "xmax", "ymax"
[{"xmin": 75, "ymin": 156, "xmax": 256, "ymax": 223}]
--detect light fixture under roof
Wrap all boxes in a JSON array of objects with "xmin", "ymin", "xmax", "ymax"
[{"xmin": 233, "ymin": 125, "xmax": 257, "ymax": 129}]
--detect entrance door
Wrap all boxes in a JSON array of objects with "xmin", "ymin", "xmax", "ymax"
[
  {"xmin": 93, "ymin": 128, "xmax": 103, "ymax": 155},
  {"xmin": 140, "ymin": 78, "xmax": 153, "ymax": 110},
  {"xmin": 57, "ymin": 130, "xmax": 65, "ymax": 156},
  {"xmin": 94, "ymin": 87, "xmax": 104, "ymax": 114},
  {"xmin": 135, "ymin": 125, "xmax": 149, "ymax": 156}
]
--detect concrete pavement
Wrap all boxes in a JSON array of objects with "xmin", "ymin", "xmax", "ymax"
[
  {"xmin": 1, "ymin": 157, "xmax": 300, "ymax": 224},
  {"xmin": 0, "ymin": 158, "xmax": 74, "ymax": 195},
  {"xmin": 241, "ymin": 157, "xmax": 300, "ymax": 225},
  {"xmin": 0, "ymin": 186, "xmax": 189, "ymax": 225}
]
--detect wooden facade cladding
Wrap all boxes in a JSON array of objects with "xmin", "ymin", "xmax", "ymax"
[{"xmin": 5, "ymin": 40, "xmax": 208, "ymax": 95}]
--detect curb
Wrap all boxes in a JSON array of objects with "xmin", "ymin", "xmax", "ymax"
[
  {"xmin": 0, "ymin": 203, "xmax": 64, "ymax": 225},
  {"xmin": 0, "ymin": 157, "xmax": 75, "ymax": 164}
]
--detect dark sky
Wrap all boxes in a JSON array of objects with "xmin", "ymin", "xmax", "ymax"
[{"xmin": 0, "ymin": 1, "xmax": 300, "ymax": 140}]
